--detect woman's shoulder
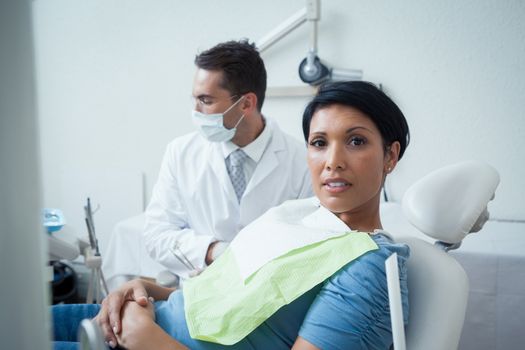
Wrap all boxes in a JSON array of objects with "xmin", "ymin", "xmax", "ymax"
[
  {"xmin": 298, "ymin": 232, "xmax": 410, "ymax": 349},
  {"xmin": 328, "ymin": 232, "xmax": 409, "ymax": 292},
  {"xmin": 369, "ymin": 231, "xmax": 410, "ymax": 260}
]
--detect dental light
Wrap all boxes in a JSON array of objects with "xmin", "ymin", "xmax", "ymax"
[{"xmin": 256, "ymin": 0, "xmax": 362, "ymax": 85}]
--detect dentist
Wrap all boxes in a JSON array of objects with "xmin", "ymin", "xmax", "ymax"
[{"xmin": 143, "ymin": 39, "xmax": 313, "ymax": 279}]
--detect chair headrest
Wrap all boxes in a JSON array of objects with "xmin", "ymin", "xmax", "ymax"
[{"xmin": 401, "ymin": 161, "xmax": 500, "ymax": 244}]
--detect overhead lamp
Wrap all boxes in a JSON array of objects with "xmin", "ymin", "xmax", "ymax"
[{"xmin": 257, "ymin": 0, "xmax": 362, "ymax": 86}]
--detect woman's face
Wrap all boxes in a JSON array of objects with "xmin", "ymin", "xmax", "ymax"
[{"xmin": 307, "ymin": 104, "xmax": 399, "ymax": 229}]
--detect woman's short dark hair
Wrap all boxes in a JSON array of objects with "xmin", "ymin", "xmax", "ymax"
[
  {"xmin": 302, "ymin": 81, "xmax": 410, "ymax": 159},
  {"xmin": 195, "ymin": 39, "xmax": 267, "ymax": 112}
]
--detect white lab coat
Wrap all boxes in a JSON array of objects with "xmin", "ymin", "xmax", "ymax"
[{"xmin": 143, "ymin": 118, "xmax": 313, "ymax": 277}]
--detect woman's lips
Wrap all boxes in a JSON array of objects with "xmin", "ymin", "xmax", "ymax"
[{"xmin": 323, "ymin": 179, "xmax": 352, "ymax": 193}]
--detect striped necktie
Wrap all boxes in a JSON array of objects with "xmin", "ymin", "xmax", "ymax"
[{"xmin": 226, "ymin": 149, "xmax": 248, "ymax": 202}]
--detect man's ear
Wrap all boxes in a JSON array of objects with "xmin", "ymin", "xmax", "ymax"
[{"xmin": 241, "ymin": 92, "xmax": 258, "ymax": 114}]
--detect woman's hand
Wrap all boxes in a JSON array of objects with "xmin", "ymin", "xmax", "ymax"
[
  {"xmin": 117, "ymin": 300, "xmax": 189, "ymax": 350},
  {"xmin": 93, "ymin": 279, "xmax": 150, "ymax": 347},
  {"xmin": 115, "ymin": 300, "xmax": 156, "ymax": 349}
]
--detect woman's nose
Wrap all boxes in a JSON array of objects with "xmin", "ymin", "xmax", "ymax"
[{"xmin": 325, "ymin": 145, "xmax": 346, "ymax": 170}]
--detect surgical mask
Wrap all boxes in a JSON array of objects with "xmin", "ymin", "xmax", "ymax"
[{"xmin": 192, "ymin": 97, "xmax": 245, "ymax": 143}]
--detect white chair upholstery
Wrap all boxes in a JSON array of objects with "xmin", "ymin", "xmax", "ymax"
[
  {"xmin": 402, "ymin": 161, "xmax": 500, "ymax": 244},
  {"xmin": 399, "ymin": 237, "xmax": 469, "ymax": 350},
  {"xmin": 393, "ymin": 160, "xmax": 500, "ymax": 350}
]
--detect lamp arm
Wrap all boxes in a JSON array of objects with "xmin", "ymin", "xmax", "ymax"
[
  {"xmin": 257, "ymin": 0, "xmax": 320, "ymax": 54},
  {"xmin": 331, "ymin": 67, "xmax": 363, "ymax": 81},
  {"xmin": 307, "ymin": 0, "xmax": 320, "ymax": 54},
  {"xmin": 257, "ymin": 7, "xmax": 307, "ymax": 53}
]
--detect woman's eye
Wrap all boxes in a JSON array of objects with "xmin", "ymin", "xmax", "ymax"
[
  {"xmin": 349, "ymin": 136, "xmax": 366, "ymax": 146},
  {"xmin": 309, "ymin": 139, "xmax": 326, "ymax": 147}
]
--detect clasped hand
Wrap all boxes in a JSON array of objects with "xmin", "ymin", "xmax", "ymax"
[{"xmin": 93, "ymin": 279, "xmax": 154, "ymax": 348}]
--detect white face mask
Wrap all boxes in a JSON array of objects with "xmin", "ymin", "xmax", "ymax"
[{"xmin": 192, "ymin": 96, "xmax": 245, "ymax": 143}]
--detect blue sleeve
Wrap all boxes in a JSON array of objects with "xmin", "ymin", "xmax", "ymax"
[{"xmin": 298, "ymin": 235, "xmax": 409, "ymax": 350}]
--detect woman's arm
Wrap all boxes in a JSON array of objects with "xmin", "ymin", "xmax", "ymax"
[
  {"xmin": 117, "ymin": 300, "xmax": 188, "ymax": 350},
  {"xmin": 292, "ymin": 336, "xmax": 320, "ymax": 350},
  {"xmin": 134, "ymin": 278, "xmax": 177, "ymax": 301}
]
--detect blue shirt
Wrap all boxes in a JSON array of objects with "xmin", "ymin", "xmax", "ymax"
[
  {"xmin": 299, "ymin": 233, "xmax": 409, "ymax": 349},
  {"xmin": 154, "ymin": 233, "xmax": 409, "ymax": 349}
]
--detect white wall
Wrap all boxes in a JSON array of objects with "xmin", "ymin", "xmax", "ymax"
[{"xmin": 33, "ymin": 0, "xmax": 525, "ymax": 246}]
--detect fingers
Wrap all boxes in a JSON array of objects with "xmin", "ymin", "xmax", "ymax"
[
  {"xmin": 107, "ymin": 293, "xmax": 125, "ymax": 335},
  {"xmin": 95, "ymin": 299, "xmax": 118, "ymax": 347},
  {"xmin": 108, "ymin": 281, "xmax": 150, "ymax": 334},
  {"xmin": 133, "ymin": 285, "xmax": 149, "ymax": 307},
  {"xmin": 147, "ymin": 297, "xmax": 156, "ymax": 320},
  {"xmin": 95, "ymin": 280, "xmax": 150, "ymax": 347}
]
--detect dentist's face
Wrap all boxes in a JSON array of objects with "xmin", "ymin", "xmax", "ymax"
[
  {"xmin": 307, "ymin": 104, "xmax": 396, "ymax": 229},
  {"xmin": 192, "ymin": 68, "xmax": 243, "ymax": 129}
]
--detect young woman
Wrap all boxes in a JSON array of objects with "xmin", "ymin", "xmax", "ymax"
[{"xmin": 53, "ymin": 81, "xmax": 410, "ymax": 350}]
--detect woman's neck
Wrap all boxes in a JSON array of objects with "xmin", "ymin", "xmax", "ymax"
[{"xmin": 336, "ymin": 208, "xmax": 382, "ymax": 233}]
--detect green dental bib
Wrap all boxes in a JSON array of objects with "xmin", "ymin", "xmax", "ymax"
[{"xmin": 183, "ymin": 231, "xmax": 377, "ymax": 345}]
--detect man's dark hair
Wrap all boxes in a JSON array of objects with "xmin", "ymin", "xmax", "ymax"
[
  {"xmin": 302, "ymin": 81, "xmax": 410, "ymax": 160},
  {"xmin": 195, "ymin": 39, "xmax": 267, "ymax": 112}
]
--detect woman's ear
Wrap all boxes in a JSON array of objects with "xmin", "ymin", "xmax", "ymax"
[{"xmin": 385, "ymin": 141, "xmax": 401, "ymax": 173}]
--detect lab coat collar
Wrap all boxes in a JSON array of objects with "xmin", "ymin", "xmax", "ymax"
[
  {"xmin": 208, "ymin": 144, "xmax": 237, "ymax": 203},
  {"xmin": 244, "ymin": 119, "xmax": 285, "ymax": 193},
  {"xmin": 221, "ymin": 116, "xmax": 272, "ymax": 164},
  {"xmin": 208, "ymin": 118, "xmax": 288, "ymax": 206}
]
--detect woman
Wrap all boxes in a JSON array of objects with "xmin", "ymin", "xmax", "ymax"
[{"xmin": 53, "ymin": 81, "xmax": 410, "ymax": 350}]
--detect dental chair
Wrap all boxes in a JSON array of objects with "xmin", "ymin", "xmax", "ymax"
[
  {"xmin": 78, "ymin": 160, "xmax": 500, "ymax": 350},
  {"xmin": 389, "ymin": 160, "xmax": 500, "ymax": 350}
]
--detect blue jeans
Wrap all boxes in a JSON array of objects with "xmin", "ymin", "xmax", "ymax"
[{"xmin": 52, "ymin": 304, "xmax": 101, "ymax": 350}]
